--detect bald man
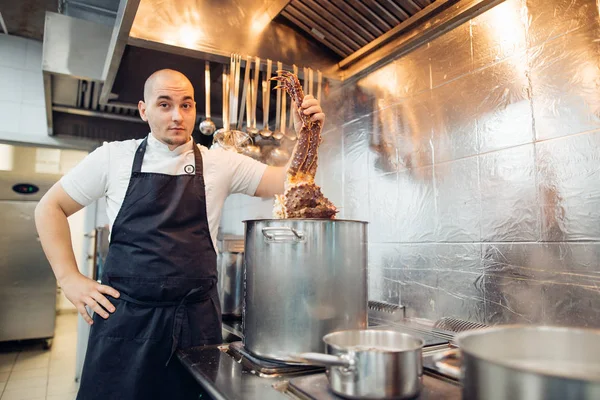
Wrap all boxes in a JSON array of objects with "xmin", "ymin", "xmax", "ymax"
[{"xmin": 35, "ymin": 69, "xmax": 325, "ymax": 399}]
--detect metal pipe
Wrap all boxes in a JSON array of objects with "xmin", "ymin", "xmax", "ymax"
[
  {"xmin": 65, "ymin": 0, "xmax": 118, "ymax": 16},
  {"xmin": 0, "ymin": 12, "xmax": 7, "ymax": 35},
  {"xmin": 52, "ymin": 106, "xmax": 145, "ymax": 123}
]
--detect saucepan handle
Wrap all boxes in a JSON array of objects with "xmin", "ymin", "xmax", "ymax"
[
  {"xmin": 431, "ymin": 349, "xmax": 462, "ymax": 380},
  {"xmin": 290, "ymin": 352, "xmax": 355, "ymax": 369},
  {"xmin": 262, "ymin": 227, "xmax": 305, "ymax": 243}
]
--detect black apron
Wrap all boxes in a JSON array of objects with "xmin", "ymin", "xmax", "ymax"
[{"xmin": 77, "ymin": 137, "xmax": 221, "ymax": 400}]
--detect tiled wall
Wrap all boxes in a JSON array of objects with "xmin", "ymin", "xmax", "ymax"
[
  {"xmin": 0, "ymin": 35, "xmax": 47, "ymax": 141},
  {"xmin": 0, "ymin": 34, "xmax": 98, "ymax": 150},
  {"xmin": 221, "ymin": 0, "xmax": 600, "ymax": 328}
]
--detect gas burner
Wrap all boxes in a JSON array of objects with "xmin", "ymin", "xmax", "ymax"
[
  {"xmin": 422, "ymin": 349, "xmax": 461, "ymax": 383},
  {"xmin": 287, "ymin": 372, "xmax": 461, "ymax": 400},
  {"xmin": 226, "ymin": 342, "xmax": 324, "ymax": 376}
]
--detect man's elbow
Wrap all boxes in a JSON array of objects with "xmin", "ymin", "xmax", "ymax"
[{"xmin": 254, "ymin": 167, "xmax": 286, "ymax": 198}]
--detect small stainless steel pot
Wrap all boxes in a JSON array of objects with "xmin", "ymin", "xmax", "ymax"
[
  {"xmin": 293, "ymin": 330, "xmax": 424, "ymax": 399},
  {"xmin": 433, "ymin": 325, "xmax": 600, "ymax": 400}
]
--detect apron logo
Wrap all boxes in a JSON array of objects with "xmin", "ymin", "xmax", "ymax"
[{"xmin": 184, "ymin": 165, "xmax": 195, "ymax": 174}]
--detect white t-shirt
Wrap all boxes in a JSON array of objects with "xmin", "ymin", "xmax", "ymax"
[{"xmin": 60, "ymin": 133, "xmax": 267, "ymax": 250}]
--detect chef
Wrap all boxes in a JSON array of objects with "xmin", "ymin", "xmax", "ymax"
[{"xmin": 34, "ymin": 69, "xmax": 325, "ymax": 399}]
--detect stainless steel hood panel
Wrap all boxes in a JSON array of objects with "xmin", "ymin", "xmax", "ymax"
[
  {"xmin": 280, "ymin": 0, "xmax": 442, "ymax": 58},
  {"xmin": 42, "ymin": 12, "xmax": 112, "ymax": 81},
  {"xmin": 42, "ymin": 11, "xmax": 145, "ymax": 143},
  {"xmin": 127, "ymin": 0, "xmax": 338, "ymax": 72}
]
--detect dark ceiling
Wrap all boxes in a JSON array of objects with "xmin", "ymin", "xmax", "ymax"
[{"xmin": 0, "ymin": 0, "xmax": 57, "ymax": 40}]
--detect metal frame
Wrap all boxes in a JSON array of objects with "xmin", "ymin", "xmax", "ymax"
[
  {"xmin": 338, "ymin": 0, "xmax": 507, "ymax": 82},
  {"xmin": 0, "ymin": 11, "xmax": 7, "ymax": 35},
  {"xmin": 100, "ymin": 0, "xmax": 142, "ymax": 105},
  {"xmin": 339, "ymin": 0, "xmax": 456, "ymax": 69},
  {"xmin": 100, "ymin": 0, "xmax": 310, "ymax": 107},
  {"xmin": 65, "ymin": 0, "xmax": 119, "ymax": 16},
  {"xmin": 52, "ymin": 105, "xmax": 145, "ymax": 123}
]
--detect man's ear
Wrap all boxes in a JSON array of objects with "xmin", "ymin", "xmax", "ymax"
[{"xmin": 138, "ymin": 100, "xmax": 148, "ymax": 122}]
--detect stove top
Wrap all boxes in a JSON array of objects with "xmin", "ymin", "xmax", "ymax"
[
  {"xmin": 287, "ymin": 372, "xmax": 461, "ymax": 400},
  {"xmin": 227, "ymin": 342, "xmax": 323, "ymax": 376},
  {"xmin": 177, "ymin": 342, "xmax": 462, "ymax": 400}
]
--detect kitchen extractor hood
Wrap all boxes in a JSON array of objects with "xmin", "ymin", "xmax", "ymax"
[
  {"xmin": 42, "ymin": 11, "xmax": 148, "ymax": 144},
  {"xmin": 41, "ymin": 0, "xmax": 505, "ymax": 144}
]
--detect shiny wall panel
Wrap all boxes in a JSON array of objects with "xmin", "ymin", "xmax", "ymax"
[
  {"xmin": 525, "ymin": 0, "xmax": 599, "ymax": 47},
  {"xmin": 471, "ymin": 0, "xmax": 527, "ymax": 69},
  {"xmin": 537, "ymin": 130, "xmax": 600, "ymax": 241},
  {"xmin": 220, "ymin": 0, "xmax": 600, "ymax": 328},
  {"xmin": 430, "ymin": 76, "xmax": 479, "ymax": 163},
  {"xmin": 434, "ymin": 157, "xmax": 481, "ymax": 242},
  {"xmin": 530, "ymin": 26, "xmax": 600, "ymax": 141},
  {"xmin": 479, "ymin": 144, "xmax": 538, "ymax": 241},
  {"xmin": 475, "ymin": 54, "xmax": 533, "ymax": 153}
]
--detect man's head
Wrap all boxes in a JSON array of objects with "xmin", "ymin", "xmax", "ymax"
[{"xmin": 138, "ymin": 69, "xmax": 196, "ymax": 150}]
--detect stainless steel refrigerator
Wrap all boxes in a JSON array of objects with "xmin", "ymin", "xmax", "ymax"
[{"xmin": 0, "ymin": 172, "xmax": 62, "ymax": 347}]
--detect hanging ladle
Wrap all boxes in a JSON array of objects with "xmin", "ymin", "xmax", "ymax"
[
  {"xmin": 212, "ymin": 63, "xmax": 230, "ymax": 148},
  {"xmin": 246, "ymin": 56, "xmax": 260, "ymax": 137},
  {"xmin": 199, "ymin": 61, "xmax": 216, "ymax": 135},
  {"xmin": 285, "ymin": 64, "xmax": 299, "ymax": 142},
  {"xmin": 258, "ymin": 59, "xmax": 273, "ymax": 138},
  {"xmin": 273, "ymin": 69, "xmax": 286, "ymax": 141},
  {"xmin": 271, "ymin": 61, "xmax": 284, "ymax": 140},
  {"xmin": 230, "ymin": 54, "xmax": 251, "ymax": 150}
]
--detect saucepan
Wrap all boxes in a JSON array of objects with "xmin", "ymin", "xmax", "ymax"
[
  {"xmin": 433, "ymin": 325, "xmax": 600, "ymax": 400},
  {"xmin": 291, "ymin": 330, "xmax": 424, "ymax": 399}
]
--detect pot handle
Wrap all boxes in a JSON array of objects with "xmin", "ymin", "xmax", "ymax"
[
  {"xmin": 431, "ymin": 349, "xmax": 462, "ymax": 380},
  {"xmin": 262, "ymin": 227, "xmax": 305, "ymax": 243},
  {"xmin": 290, "ymin": 352, "xmax": 355, "ymax": 369}
]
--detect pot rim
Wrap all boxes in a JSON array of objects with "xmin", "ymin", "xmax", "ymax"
[
  {"xmin": 322, "ymin": 329, "xmax": 425, "ymax": 354},
  {"xmin": 455, "ymin": 324, "xmax": 600, "ymax": 383},
  {"xmin": 243, "ymin": 218, "xmax": 368, "ymax": 224}
]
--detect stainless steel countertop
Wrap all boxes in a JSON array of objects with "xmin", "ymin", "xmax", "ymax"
[
  {"xmin": 181, "ymin": 314, "xmax": 461, "ymax": 400},
  {"xmin": 177, "ymin": 343, "xmax": 462, "ymax": 400}
]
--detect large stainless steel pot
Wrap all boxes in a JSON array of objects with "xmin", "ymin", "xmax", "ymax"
[
  {"xmin": 293, "ymin": 330, "xmax": 424, "ymax": 399},
  {"xmin": 243, "ymin": 219, "xmax": 368, "ymax": 361},
  {"xmin": 434, "ymin": 325, "xmax": 600, "ymax": 400},
  {"xmin": 216, "ymin": 235, "xmax": 244, "ymax": 318}
]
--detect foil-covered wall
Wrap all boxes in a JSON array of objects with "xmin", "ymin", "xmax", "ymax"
[{"xmin": 221, "ymin": 0, "xmax": 600, "ymax": 327}]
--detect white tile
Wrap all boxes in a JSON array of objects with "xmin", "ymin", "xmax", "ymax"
[
  {"xmin": 20, "ymin": 71, "xmax": 44, "ymax": 106},
  {"xmin": 46, "ymin": 394, "xmax": 77, "ymax": 400},
  {"xmin": 0, "ymin": 370, "xmax": 10, "ymax": 382},
  {"xmin": 0, "ymin": 380, "xmax": 5, "ymax": 392},
  {"xmin": 0, "ymin": 35, "xmax": 27, "ymax": 69},
  {"xmin": 25, "ymin": 40, "xmax": 42, "ymax": 72},
  {"xmin": 48, "ymin": 358, "xmax": 75, "ymax": 378},
  {"xmin": 0, "ymin": 353, "xmax": 17, "ymax": 373},
  {"xmin": 19, "ymin": 104, "xmax": 47, "ymax": 136},
  {"xmin": 15, "ymin": 351, "xmax": 49, "ymax": 362},
  {"xmin": 49, "ymin": 350, "xmax": 76, "ymax": 362},
  {"xmin": 4, "ymin": 375, "xmax": 47, "ymax": 391},
  {"xmin": 47, "ymin": 376, "xmax": 78, "ymax": 396},
  {"xmin": 48, "ymin": 375, "xmax": 75, "ymax": 386},
  {"xmin": 12, "ymin": 352, "xmax": 50, "ymax": 372},
  {"xmin": 0, "ymin": 385, "xmax": 46, "ymax": 400},
  {"xmin": 0, "ymin": 101, "xmax": 21, "ymax": 133},
  {"xmin": 0, "ymin": 67, "xmax": 22, "ymax": 103},
  {"xmin": 7, "ymin": 367, "xmax": 47, "ymax": 380}
]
